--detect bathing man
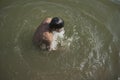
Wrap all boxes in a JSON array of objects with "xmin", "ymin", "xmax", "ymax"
[{"xmin": 33, "ymin": 17, "xmax": 64, "ymax": 51}]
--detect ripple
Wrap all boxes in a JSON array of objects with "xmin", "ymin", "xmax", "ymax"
[{"xmin": 0, "ymin": 0, "xmax": 119, "ymax": 79}]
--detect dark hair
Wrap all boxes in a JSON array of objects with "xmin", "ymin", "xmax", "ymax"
[{"xmin": 49, "ymin": 17, "xmax": 64, "ymax": 29}]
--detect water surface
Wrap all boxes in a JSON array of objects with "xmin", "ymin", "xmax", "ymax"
[{"xmin": 0, "ymin": 0, "xmax": 120, "ymax": 80}]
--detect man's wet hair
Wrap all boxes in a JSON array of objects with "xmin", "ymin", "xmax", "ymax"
[{"xmin": 49, "ymin": 17, "xmax": 64, "ymax": 29}]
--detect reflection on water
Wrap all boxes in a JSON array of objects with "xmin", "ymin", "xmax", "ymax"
[{"xmin": 0, "ymin": 0, "xmax": 120, "ymax": 80}]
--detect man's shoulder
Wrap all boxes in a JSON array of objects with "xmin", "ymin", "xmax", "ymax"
[{"xmin": 42, "ymin": 18, "xmax": 52, "ymax": 24}]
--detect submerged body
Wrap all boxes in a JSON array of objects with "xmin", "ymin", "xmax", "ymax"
[{"xmin": 33, "ymin": 17, "xmax": 64, "ymax": 51}]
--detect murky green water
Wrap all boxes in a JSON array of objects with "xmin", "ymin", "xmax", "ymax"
[{"xmin": 0, "ymin": 0, "xmax": 120, "ymax": 80}]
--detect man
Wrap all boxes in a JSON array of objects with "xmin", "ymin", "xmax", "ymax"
[{"xmin": 33, "ymin": 17, "xmax": 64, "ymax": 51}]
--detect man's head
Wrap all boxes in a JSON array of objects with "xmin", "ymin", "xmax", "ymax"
[{"xmin": 49, "ymin": 17, "xmax": 64, "ymax": 31}]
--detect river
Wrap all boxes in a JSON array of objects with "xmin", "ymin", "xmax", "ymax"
[{"xmin": 0, "ymin": 0, "xmax": 120, "ymax": 80}]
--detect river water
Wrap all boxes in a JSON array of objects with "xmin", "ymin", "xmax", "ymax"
[{"xmin": 0, "ymin": 0, "xmax": 120, "ymax": 80}]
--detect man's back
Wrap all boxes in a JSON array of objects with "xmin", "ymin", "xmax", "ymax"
[{"xmin": 33, "ymin": 18, "xmax": 53, "ymax": 48}]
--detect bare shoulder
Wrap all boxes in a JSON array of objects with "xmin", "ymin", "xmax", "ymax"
[
  {"xmin": 35, "ymin": 18, "xmax": 52, "ymax": 31},
  {"xmin": 42, "ymin": 18, "xmax": 52, "ymax": 24}
]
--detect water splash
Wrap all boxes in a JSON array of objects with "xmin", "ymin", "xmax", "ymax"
[{"xmin": 51, "ymin": 29, "xmax": 65, "ymax": 50}]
